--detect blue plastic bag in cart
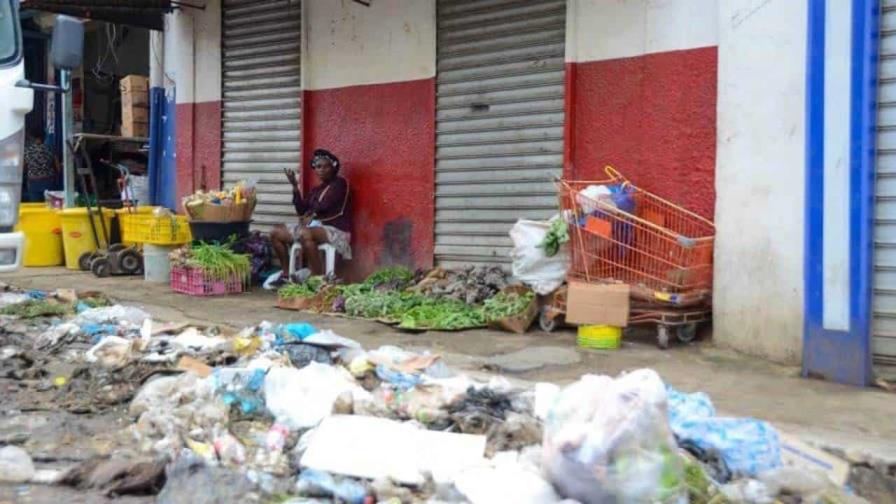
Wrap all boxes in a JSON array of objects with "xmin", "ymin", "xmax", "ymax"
[{"xmin": 666, "ymin": 386, "xmax": 781, "ymax": 479}]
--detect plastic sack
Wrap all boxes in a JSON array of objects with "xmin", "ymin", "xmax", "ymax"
[
  {"xmin": 264, "ymin": 362, "xmax": 369, "ymax": 430},
  {"xmin": 666, "ymin": 386, "xmax": 781, "ymax": 478},
  {"xmin": 509, "ymin": 217, "xmax": 568, "ymax": 295},
  {"xmin": 542, "ymin": 369, "xmax": 684, "ymax": 504}
]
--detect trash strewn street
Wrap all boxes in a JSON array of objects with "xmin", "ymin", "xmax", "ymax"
[{"xmin": 0, "ymin": 283, "xmax": 879, "ymax": 503}]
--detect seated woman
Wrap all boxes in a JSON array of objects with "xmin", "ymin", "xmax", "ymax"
[{"xmin": 271, "ymin": 149, "xmax": 352, "ymax": 282}]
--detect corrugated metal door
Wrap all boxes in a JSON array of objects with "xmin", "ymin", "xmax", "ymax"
[
  {"xmin": 221, "ymin": 0, "xmax": 301, "ymax": 232},
  {"xmin": 875, "ymin": 0, "xmax": 896, "ymax": 380},
  {"xmin": 435, "ymin": 0, "xmax": 566, "ymax": 268}
]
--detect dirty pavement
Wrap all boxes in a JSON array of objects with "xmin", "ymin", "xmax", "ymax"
[{"xmin": 0, "ymin": 278, "xmax": 895, "ymax": 503}]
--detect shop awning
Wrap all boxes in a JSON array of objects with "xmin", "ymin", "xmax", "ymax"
[{"xmin": 21, "ymin": 0, "xmax": 175, "ymax": 30}]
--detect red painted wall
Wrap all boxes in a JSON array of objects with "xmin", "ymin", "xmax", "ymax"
[
  {"xmin": 175, "ymin": 101, "xmax": 222, "ymax": 211},
  {"xmin": 570, "ymin": 47, "xmax": 718, "ymax": 219},
  {"xmin": 304, "ymin": 78, "xmax": 436, "ymax": 281}
]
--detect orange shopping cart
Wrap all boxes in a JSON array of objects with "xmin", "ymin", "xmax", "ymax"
[{"xmin": 539, "ymin": 166, "xmax": 715, "ymax": 348}]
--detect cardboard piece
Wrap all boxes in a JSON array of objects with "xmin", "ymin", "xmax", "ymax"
[
  {"xmin": 176, "ymin": 356, "xmax": 212, "ymax": 378},
  {"xmin": 184, "ymin": 200, "xmax": 254, "ymax": 223},
  {"xmin": 779, "ymin": 434, "xmax": 850, "ymax": 486},
  {"xmin": 565, "ymin": 281, "xmax": 630, "ymax": 327},
  {"xmin": 488, "ymin": 285, "xmax": 539, "ymax": 334},
  {"xmin": 277, "ymin": 295, "xmax": 314, "ymax": 311}
]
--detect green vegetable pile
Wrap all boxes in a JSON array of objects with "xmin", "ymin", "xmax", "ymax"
[
  {"xmin": 170, "ymin": 241, "xmax": 250, "ymax": 282},
  {"xmin": 344, "ymin": 290, "xmax": 425, "ymax": 322},
  {"xmin": 278, "ymin": 276, "xmax": 326, "ymax": 299},
  {"xmin": 1, "ymin": 299, "xmax": 70, "ymax": 319},
  {"xmin": 539, "ymin": 219, "xmax": 570, "ymax": 257},
  {"xmin": 481, "ymin": 291, "xmax": 535, "ymax": 322},
  {"xmin": 363, "ymin": 266, "xmax": 413, "ymax": 288},
  {"xmin": 398, "ymin": 299, "xmax": 485, "ymax": 330}
]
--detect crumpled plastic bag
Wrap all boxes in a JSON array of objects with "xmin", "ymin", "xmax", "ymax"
[
  {"xmin": 264, "ymin": 362, "xmax": 370, "ymax": 430},
  {"xmin": 509, "ymin": 218, "xmax": 568, "ymax": 295},
  {"xmin": 666, "ymin": 386, "xmax": 781, "ymax": 478},
  {"xmin": 73, "ymin": 305, "xmax": 150, "ymax": 327},
  {"xmin": 541, "ymin": 369, "xmax": 683, "ymax": 504}
]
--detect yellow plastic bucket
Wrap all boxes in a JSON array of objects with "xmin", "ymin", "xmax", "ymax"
[
  {"xmin": 15, "ymin": 206, "xmax": 64, "ymax": 267},
  {"xmin": 116, "ymin": 206, "xmax": 156, "ymax": 245},
  {"xmin": 577, "ymin": 325, "xmax": 622, "ymax": 350},
  {"xmin": 59, "ymin": 208, "xmax": 115, "ymax": 270}
]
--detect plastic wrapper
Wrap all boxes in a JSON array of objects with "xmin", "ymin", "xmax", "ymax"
[
  {"xmin": 541, "ymin": 369, "xmax": 684, "ymax": 504},
  {"xmin": 667, "ymin": 386, "xmax": 781, "ymax": 478}
]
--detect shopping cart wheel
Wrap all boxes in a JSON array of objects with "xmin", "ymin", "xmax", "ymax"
[
  {"xmin": 539, "ymin": 307, "xmax": 559, "ymax": 333},
  {"xmin": 676, "ymin": 323, "xmax": 698, "ymax": 343},
  {"xmin": 657, "ymin": 325, "xmax": 670, "ymax": 350}
]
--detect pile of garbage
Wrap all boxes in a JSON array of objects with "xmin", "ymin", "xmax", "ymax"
[{"xmin": 0, "ymin": 288, "xmax": 866, "ymax": 503}]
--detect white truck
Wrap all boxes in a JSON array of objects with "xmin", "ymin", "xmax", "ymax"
[{"xmin": 0, "ymin": 1, "xmax": 82, "ymax": 272}]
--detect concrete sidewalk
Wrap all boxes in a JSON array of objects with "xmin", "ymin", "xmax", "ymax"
[{"xmin": 7, "ymin": 267, "xmax": 896, "ymax": 465}]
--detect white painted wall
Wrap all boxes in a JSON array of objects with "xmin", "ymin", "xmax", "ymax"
[
  {"xmin": 169, "ymin": 0, "xmax": 220, "ymax": 104},
  {"xmin": 714, "ymin": 0, "xmax": 807, "ymax": 363},
  {"xmin": 565, "ymin": 0, "xmax": 718, "ymax": 63},
  {"xmin": 303, "ymin": 0, "xmax": 435, "ymax": 90}
]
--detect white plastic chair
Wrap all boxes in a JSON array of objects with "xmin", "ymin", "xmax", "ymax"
[{"xmin": 288, "ymin": 242, "xmax": 336, "ymax": 277}]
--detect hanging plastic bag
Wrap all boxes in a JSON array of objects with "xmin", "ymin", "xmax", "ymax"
[{"xmin": 509, "ymin": 217, "xmax": 568, "ymax": 295}]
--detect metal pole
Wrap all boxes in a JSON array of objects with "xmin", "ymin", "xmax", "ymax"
[{"xmin": 61, "ymin": 70, "xmax": 75, "ymax": 207}]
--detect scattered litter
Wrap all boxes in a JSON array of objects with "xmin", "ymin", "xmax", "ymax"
[{"xmin": 264, "ymin": 363, "xmax": 368, "ymax": 430}]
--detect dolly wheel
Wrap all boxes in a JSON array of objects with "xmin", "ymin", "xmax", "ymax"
[
  {"xmin": 118, "ymin": 249, "xmax": 143, "ymax": 275},
  {"xmin": 78, "ymin": 251, "xmax": 95, "ymax": 271},
  {"xmin": 657, "ymin": 325, "xmax": 670, "ymax": 350},
  {"xmin": 539, "ymin": 307, "xmax": 558, "ymax": 333},
  {"xmin": 676, "ymin": 323, "xmax": 698, "ymax": 343},
  {"xmin": 109, "ymin": 243, "xmax": 127, "ymax": 253},
  {"xmin": 91, "ymin": 258, "xmax": 112, "ymax": 278}
]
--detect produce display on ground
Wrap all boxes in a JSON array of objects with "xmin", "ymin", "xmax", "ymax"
[
  {"xmin": 277, "ymin": 267, "xmax": 531, "ymax": 331},
  {"xmin": 0, "ymin": 284, "xmax": 867, "ymax": 503}
]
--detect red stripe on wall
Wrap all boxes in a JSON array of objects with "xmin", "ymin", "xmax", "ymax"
[
  {"xmin": 571, "ymin": 47, "xmax": 718, "ymax": 219},
  {"xmin": 175, "ymin": 101, "xmax": 222, "ymax": 211},
  {"xmin": 304, "ymin": 78, "xmax": 436, "ymax": 281}
]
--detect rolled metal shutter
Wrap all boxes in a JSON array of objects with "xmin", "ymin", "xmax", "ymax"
[
  {"xmin": 435, "ymin": 0, "xmax": 566, "ymax": 269},
  {"xmin": 875, "ymin": 0, "xmax": 896, "ymax": 380},
  {"xmin": 222, "ymin": 0, "xmax": 301, "ymax": 232}
]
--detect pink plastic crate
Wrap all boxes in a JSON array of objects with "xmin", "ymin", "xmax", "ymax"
[{"xmin": 170, "ymin": 266, "xmax": 244, "ymax": 296}]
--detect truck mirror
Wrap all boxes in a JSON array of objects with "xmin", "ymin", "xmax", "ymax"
[{"xmin": 51, "ymin": 15, "xmax": 84, "ymax": 71}]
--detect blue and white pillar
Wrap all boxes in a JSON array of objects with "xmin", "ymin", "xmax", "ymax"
[{"xmin": 804, "ymin": 0, "xmax": 880, "ymax": 386}]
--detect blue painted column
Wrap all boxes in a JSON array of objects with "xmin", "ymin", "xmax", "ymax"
[
  {"xmin": 803, "ymin": 0, "xmax": 880, "ymax": 386},
  {"xmin": 148, "ymin": 28, "xmax": 178, "ymax": 210}
]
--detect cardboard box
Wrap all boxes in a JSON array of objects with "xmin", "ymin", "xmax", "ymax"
[
  {"xmin": 565, "ymin": 281, "xmax": 630, "ymax": 327},
  {"xmin": 119, "ymin": 74, "xmax": 148, "ymax": 93},
  {"xmin": 779, "ymin": 434, "xmax": 850, "ymax": 486},
  {"xmin": 184, "ymin": 200, "xmax": 255, "ymax": 222},
  {"xmin": 121, "ymin": 121, "xmax": 149, "ymax": 138},
  {"xmin": 122, "ymin": 103, "xmax": 149, "ymax": 124},
  {"xmin": 122, "ymin": 91, "xmax": 149, "ymax": 108},
  {"xmin": 488, "ymin": 285, "xmax": 538, "ymax": 334}
]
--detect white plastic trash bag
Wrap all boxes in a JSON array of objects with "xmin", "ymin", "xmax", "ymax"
[
  {"xmin": 541, "ymin": 369, "xmax": 684, "ymax": 504},
  {"xmin": 509, "ymin": 217, "xmax": 568, "ymax": 295},
  {"xmin": 264, "ymin": 363, "xmax": 370, "ymax": 430}
]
